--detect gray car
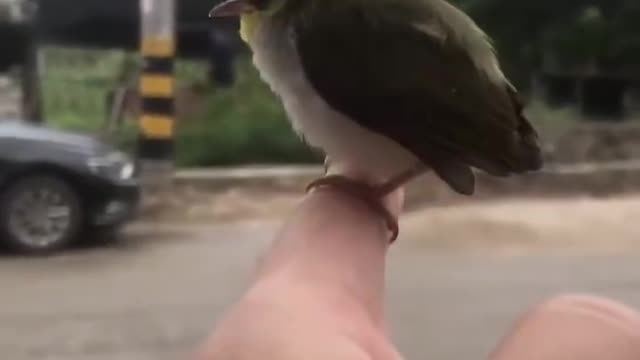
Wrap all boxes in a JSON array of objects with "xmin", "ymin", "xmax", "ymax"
[{"xmin": 0, "ymin": 121, "xmax": 140, "ymax": 254}]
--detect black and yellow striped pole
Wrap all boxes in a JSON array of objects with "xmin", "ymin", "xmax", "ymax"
[{"xmin": 138, "ymin": 0, "xmax": 176, "ymax": 177}]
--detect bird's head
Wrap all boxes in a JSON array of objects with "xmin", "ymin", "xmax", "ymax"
[
  {"xmin": 210, "ymin": 0, "xmax": 286, "ymax": 43},
  {"xmin": 209, "ymin": 0, "xmax": 281, "ymax": 18}
]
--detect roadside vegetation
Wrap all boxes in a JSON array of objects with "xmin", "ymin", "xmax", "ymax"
[{"xmin": 42, "ymin": 46, "xmax": 320, "ymax": 167}]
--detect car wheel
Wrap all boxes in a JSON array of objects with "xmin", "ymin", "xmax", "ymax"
[{"xmin": 0, "ymin": 175, "xmax": 82, "ymax": 255}]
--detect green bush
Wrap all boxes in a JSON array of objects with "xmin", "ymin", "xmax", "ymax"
[
  {"xmin": 42, "ymin": 47, "xmax": 128, "ymax": 131},
  {"xmin": 175, "ymin": 59, "xmax": 321, "ymax": 166}
]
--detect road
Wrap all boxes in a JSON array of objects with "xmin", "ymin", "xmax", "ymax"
[{"xmin": 1, "ymin": 196, "xmax": 640, "ymax": 359}]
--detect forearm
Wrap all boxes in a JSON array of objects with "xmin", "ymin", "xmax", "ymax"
[
  {"xmin": 253, "ymin": 189, "xmax": 392, "ymax": 321},
  {"xmin": 259, "ymin": 189, "xmax": 390, "ymax": 276}
]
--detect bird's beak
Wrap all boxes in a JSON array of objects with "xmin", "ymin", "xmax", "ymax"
[{"xmin": 209, "ymin": 0, "xmax": 256, "ymax": 17}]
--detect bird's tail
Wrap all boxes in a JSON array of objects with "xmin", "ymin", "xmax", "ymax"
[{"xmin": 420, "ymin": 116, "xmax": 543, "ymax": 196}]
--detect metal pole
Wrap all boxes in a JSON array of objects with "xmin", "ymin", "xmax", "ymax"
[
  {"xmin": 21, "ymin": 0, "xmax": 42, "ymax": 123},
  {"xmin": 138, "ymin": 0, "xmax": 176, "ymax": 184}
]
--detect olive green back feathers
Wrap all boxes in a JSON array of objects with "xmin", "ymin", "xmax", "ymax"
[{"xmin": 262, "ymin": 0, "xmax": 543, "ymax": 194}]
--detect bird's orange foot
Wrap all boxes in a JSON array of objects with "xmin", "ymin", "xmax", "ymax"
[{"xmin": 306, "ymin": 175, "xmax": 399, "ymax": 243}]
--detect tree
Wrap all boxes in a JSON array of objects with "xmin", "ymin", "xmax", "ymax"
[{"xmin": 453, "ymin": 0, "xmax": 640, "ymax": 87}]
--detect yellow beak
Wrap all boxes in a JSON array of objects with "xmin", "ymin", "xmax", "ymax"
[{"xmin": 209, "ymin": 0, "xmax": 256, "ymax": 17}]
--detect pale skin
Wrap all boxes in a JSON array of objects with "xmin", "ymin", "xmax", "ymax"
[{"xmin": 196, "ymin": 186, "xmax": 640, "ymax": 360}]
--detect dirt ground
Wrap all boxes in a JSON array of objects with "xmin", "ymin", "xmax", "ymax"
[{"xmin": 400, "ymin": 195, "xmax": 640, "ymax": 254}]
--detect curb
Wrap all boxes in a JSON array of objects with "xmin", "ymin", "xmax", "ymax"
[
  {"xmin": 170, "ymin": 160, "xmax": 640, "ymax": 204},
  {"xmin": 173, "ymin": 165, "xmax": 322, "ymax": 191}
]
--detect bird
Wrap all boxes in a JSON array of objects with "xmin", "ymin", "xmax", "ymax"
[{"xmin": 209, "ymin": 0, "xmax": 543, "ymax": 241}]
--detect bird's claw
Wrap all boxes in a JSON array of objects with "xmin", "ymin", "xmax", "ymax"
[{"xmin": 306, "ymin": 175, "xmax": 399, "ymax": 243}]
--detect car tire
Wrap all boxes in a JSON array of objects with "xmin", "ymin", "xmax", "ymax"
[{"xmin": 0, "ymin": 175, "xmax": 83, "ymax": 255}]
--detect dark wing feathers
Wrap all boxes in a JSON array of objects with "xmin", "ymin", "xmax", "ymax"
[{"xmin": 291, "ymin": 6, "xmax": 542, "ymax": 195}]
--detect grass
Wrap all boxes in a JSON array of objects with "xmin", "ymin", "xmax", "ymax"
[
  {"xmin": 42, "ymin": 47, "xmax": 129, "ymax": 132},
  {"xmin": 174, "ymin": 58, "xmax": 321, "ymax": 166},
  {"xmin": 41, "ymin": 46, "xmax": 320, "ymax": 166}
]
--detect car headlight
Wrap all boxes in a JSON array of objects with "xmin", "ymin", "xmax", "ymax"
[{"xmin": 88, "ymin": 151, "xmax": 136, "ymax": 181}]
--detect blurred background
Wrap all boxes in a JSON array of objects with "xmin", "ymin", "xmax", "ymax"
[{"xmin": 0, "ymin": 0, "xmax": 639, "ymax": 359}]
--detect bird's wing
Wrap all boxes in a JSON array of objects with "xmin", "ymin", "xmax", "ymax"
[{"xmin": 291, "ymin": 3, "xmax": 542, "ymax": 194}]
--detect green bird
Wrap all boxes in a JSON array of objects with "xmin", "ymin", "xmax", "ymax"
[{"xmin": 209, "ymin": 0, "xmax": 543, "ymax": 240}]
